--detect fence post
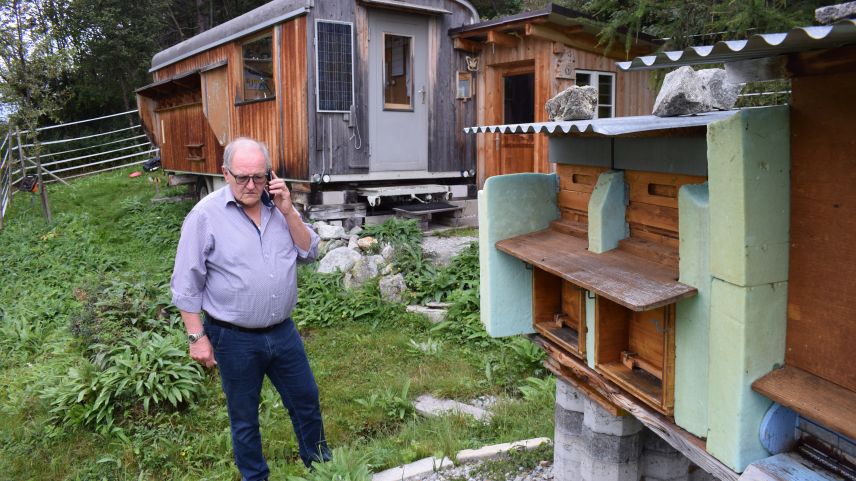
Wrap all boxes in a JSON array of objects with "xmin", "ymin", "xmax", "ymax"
[
  {"xmin": 15, "ymin": 129, "xmax": 35, "ymax": 209},
  {"xmin": 33, "ymin": 139, "xmax": 52, "ymax": 223}
]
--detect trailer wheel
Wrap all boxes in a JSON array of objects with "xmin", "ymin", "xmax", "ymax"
[{"xmin": 196, "ymin": 177, "xmax": 210, "ymax": 201}]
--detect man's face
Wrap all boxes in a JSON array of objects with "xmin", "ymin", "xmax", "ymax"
[{"xmin": 223, "ymin": 144, "xmax": 267, "ymax": 207}]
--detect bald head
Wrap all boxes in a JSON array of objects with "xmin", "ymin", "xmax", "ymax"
[{"xmin": 223, "ymin": 137, "xmax": 271, "ymax": 171}]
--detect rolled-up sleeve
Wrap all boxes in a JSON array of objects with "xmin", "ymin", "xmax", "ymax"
[{"xmin": 171, "ymin": 209, "xmax": 213, "ymax": 312}]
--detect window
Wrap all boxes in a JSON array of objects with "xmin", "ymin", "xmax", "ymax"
[
  {"xmin": 242, "ymin": 35, "xmax": 274, "ymax": 101},
  {"xmin": 576, "ymin": 70, "xmax": 615, "ymax": 118},
  {"xmin": 316, "ymin": 20, "xmax": 354, "ymax": 112},
  {"xmin": 383, "ymin": 33, "xmax": 413, "ymax": 110},
  {"xmin": 503, "ymin": 73, "xmax": 535, "ymax": 124}
]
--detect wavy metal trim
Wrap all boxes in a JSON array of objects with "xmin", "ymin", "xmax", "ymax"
[{"xmin": 617, "ymin": 19, "xmax": 856, "ymax": 71}]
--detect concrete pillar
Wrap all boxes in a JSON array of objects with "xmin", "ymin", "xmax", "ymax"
[
  {"xmin": 641, "ymin": 429, "xmax": 691, "ymax": 481},
  {"xmin": 554, "ymin": 379, "xmax": 585, "ymax": 481},
  {"xmin": 578, "ymin": 398, "xmax": 643, "ymax": 481}
]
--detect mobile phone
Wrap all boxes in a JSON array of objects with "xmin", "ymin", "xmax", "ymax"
[{"xmin": 261, "ymin": 170, "xmax": 274, "ymax": 207}]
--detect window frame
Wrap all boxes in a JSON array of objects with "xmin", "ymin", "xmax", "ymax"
[
  {"xmin": 381, "ymin": 31, "xmax": 415, "ymax": 112},
  {"xmin": 575, "ymin": 69, "xmax": 616, "ymax": 119},
  {"xmin": 239, "ymin": 32, "xmax": 276, "ymax": 104},
  {"xmin": 315, "ymin": 19, "xmax": 355, "ymax": 113}
]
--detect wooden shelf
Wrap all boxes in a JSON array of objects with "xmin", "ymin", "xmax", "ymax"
[
  {"xmin": 753, "ymin": 365, "xmax": 856, "ymax": 441},
  {"xmin": 496, "ymin": 229, "xmax": 696, "ymax": 311}
]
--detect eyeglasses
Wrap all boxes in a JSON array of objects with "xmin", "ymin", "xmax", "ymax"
[{"xmin": 227, "ymin": 168, "xmax": 267, "ymax": 186}]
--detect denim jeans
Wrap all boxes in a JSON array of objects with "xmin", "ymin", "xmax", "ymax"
[{"xmin": 206, "ymin": 318, "xmax": 330, "ymax": 481}]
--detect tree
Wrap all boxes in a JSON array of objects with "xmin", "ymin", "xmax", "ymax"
[{"xmin": 0, "ymin": 0, "xmax": 73, "ymax": 130}]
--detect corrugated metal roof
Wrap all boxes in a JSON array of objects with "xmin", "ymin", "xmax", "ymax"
[
  {"xmin": 464, "ymin": 110, "xmax": 737, "ymax": 136},
  {"xmin": 617, "ymin": 19, "xmax": 856, "ymax": 71},
  {"xmin": 151, "ymin": 2, "xmax": 307, "ymax": 72}
]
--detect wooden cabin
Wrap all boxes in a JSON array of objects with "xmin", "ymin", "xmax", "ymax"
[
  {"xmin": 449, "ymin": 4, "xmax": 659, "ymax": 188},
  {"xmin": 136, "ymin": 0, "xmax": 480, "ymax": 225},
  {"xmin": 475, "ymin": 17, "xmax": 856, "ymax": 481}
]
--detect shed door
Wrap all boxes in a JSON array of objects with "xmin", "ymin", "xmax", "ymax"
[
  {"xmin": 368, "ymin": 11, "xmax": 428, "ymax": 172},
  {"xmin": 500, "ymin": 70, "xmax": 535, "ymax": 175}
]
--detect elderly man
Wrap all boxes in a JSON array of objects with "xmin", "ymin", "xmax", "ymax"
[{"xmin": 171, "ymin": 137, "xmax": 329, "ymax": 480}]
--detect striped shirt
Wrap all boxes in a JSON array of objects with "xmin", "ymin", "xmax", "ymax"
[{"xmin": 170, "ymin": 185, "xmax": 319, "ymax": 328}]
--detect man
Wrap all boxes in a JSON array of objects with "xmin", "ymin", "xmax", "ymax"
[{"xmin": 171, "ymin": 137, "xmax": 329, "ymax": 481}]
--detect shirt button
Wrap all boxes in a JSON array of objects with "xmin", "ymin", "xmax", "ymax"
[
  {"xmin": 271, "ymin": 313, "xmax": 275, "ymax": 317},
  {"xmin": 271, "ymin": 294, "xmax": 276, "ymax": 299},
  {"xmin": 269, "ymin": 274, "xmax": 274, "ymax": 278}
]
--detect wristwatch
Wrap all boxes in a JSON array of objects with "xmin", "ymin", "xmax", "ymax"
[{"xmin": 188, "ymin": 330, "xmax": 207, "ymax": 344}]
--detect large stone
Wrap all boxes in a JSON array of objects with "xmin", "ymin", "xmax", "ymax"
[
  {"xmin": 653, "ymin": 67, "xmax": 740, "ymax": 117},
  {"xmin": 413, "ymin": 394, "xmax": 491, "ymax": 421},
  {"xmin": 406, "ymin": 305, "xmax": 447, "ymax": 323},
  {"xmin": 317, "ymin": 223, "xmax": 348, "ymax": 240},
  {"xmin": 816, "ymin": 2, "xmax": 856, "ymax": 23},
  {"xmin": 379, "ymin": 273, "xmax": 407, "ymax": 302},
  {"xmin": 357, "ymin": 236, "xmax": 378, "ymax": 251},
  {"xmin": 344, "ymin": 254, "xmax": 384, "ymax": 290},
  {"xmin": 546, "ymin": 85, "xmax": 598, "ymax": 121},
  {"xmin": 316, "ymin": 247, "xmax": 361, "ymax": 274},
  {"xmin": 421, "ymin": 236, "xmax": 477, "ymax": 267}
]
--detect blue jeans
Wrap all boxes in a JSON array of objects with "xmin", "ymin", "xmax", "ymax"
[{"xmin": 206, "ymin": 318, "xmax": 330, "ymax": 481}]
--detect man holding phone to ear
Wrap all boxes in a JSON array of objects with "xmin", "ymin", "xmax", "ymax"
[{"xmin": 171, "ymin": 137, "xmax": 329, "ymax": 480}]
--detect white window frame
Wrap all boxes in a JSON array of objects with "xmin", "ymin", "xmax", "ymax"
[
  {"xmin": 315, "ymin": 19, "xmax": 355, "ymax": 113},
  {"xmin": 575, "ymin": 69, "xmax": 616, "ymax": 119}
]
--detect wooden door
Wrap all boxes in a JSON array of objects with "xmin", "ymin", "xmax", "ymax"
[{"xmin": 499, "ymin": 69, "xmax": 535, "ymax": 175}]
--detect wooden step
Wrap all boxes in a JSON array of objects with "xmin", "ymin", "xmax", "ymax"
[{"xmin": 550, "ymin": 219, "xmax": 587, "ymax": 239}]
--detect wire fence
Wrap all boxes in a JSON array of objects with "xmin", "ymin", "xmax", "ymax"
[{"xmin": 0, "ymin": 109, "xmax": 159, "ymax": 229}]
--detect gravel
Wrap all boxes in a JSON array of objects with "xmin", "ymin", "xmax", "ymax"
[{"xmin": 409, "ymin": 460, "xmax": 554, "ymax": 481}]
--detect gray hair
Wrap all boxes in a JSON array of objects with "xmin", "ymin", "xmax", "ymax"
[{"xmin": 223, "ymin": 137, "xmax": 272, "ymax": 171}]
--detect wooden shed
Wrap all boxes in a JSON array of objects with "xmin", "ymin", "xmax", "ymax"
[
  {"xmin": 449, "ymin": 4, "xmax": 659, "ymax": 188},
  {"xmin": 474, "ymin": 17, "xmax": 856, "ymax": 481},
  {"xmin": 136, "ymin": 0, "xmax": 480, "ymax": 224}
]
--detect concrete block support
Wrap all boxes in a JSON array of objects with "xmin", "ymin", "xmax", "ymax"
[
  {"xmin": 555, "ymin": 379, "xmax": 585, "ymax": 481},
  {"xmin": 642, "ymin": 431, "xmax": 691, "ymax": 481},
  {"xmin": 583, "ymin": 398, "xmax": 643, "ymax": 437},
  {"xmin": 588, "ymin": 170, "xmax": 628, "ymax": 254},
  {"xmin": 675, "ymin": 183, "xmax": 712, "ymax": 438}
]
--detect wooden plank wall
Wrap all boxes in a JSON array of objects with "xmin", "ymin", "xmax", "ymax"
[
  {"xmin": 279, "ymin": 17, "xmax": 309, "ymax": 179},
  {"xmin": 624, "ymin": 171, "xmax": 705, "ymax": 250},
  {"xmin": 786, "ymin": 69, "xmax": 856, "ymax": 393},
  {"xmin": 150, "ymin": 18, "xmax": 311, "ymax": 178},
  {"xmin": 556, "ymin": 164, "xmax": 607, "ymax": 225},
  {"xmin": 474, "ymin": 38, "xmax": 656, "ymax": 188}
]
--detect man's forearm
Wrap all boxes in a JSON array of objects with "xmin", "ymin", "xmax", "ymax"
[
  {"xmin": 180, "ymin": 310, "xmax": 204, "ymax": 334},
  {"xmin": 284, "ymin": 209, "xmax": 313, "ymax": 252}
]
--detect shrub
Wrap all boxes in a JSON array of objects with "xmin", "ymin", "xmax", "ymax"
[
  {"xmin": 361, "ymin": 218, "xmax": 421, "ymax": 247},
  {"xmin": 42, "ymin": 330, "xmax": 204, "ymax": 434}
]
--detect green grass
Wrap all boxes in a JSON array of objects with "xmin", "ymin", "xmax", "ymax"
[{"xmin": 0, "ymin": 168, "xmax": 554, "ymax": 480}]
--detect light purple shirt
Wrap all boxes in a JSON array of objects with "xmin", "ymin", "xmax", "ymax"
[{"xmin": 170, "ymin": 185, "xmax": 320, "ymax": 328}]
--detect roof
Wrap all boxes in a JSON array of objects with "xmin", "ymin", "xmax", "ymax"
[
  {"xmin": 150, "ymin": 0, "xmax": 308, "ymax": 72},
  {"xmin": 450, "ymin": 3, "xmax": 658, "ymax": 44},
  {"xmin": 617, "ymin": 19, "xmax": 856, "ymax": 71},
  {"xmin": 464, "ymin": 110, "xmax": 738, "ymax": 136},
  {"xmin": 136, "ymin": 69, "xmax": 201, "ymax": 99}
]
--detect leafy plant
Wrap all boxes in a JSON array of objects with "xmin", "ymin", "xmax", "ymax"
[
  {"xmin": 517, "ymin": 376, "xmax": 556, "ymax": 404},
  {"xmin": 42, "ymin": 331, "xmax": 204, "ymax": 434},
  {"xmin": 407, "ymin": 338, "xmax": 443, "ymax": 356},
  {"xmin": 288, "ymin": 446, "xmax": 374, "ymax": 481},
  {"xmin": 361, "ymin": 218, "xmax": 422, "ymax": 247},
  {"xmin": 355, "ymin": 380, "xmax": 415, "ymax": 422}
]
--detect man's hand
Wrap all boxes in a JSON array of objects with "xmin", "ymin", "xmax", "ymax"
[
  {"xmin": 268, "ymin": 171, "xmax": 293, "ymax": 215},
  {"xmin": 190, "ymin": 336, "xmax": 217, "ymax": 368}
]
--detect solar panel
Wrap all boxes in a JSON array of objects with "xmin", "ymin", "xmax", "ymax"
[{"xmin": 316, "ymin": 20, "xmax": 354, "ymax": 112}]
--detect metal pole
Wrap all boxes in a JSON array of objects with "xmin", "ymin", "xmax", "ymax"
[
  {"xmin": 33, "ymin": 138, "xmax": 52, "ymax": 223},
  {"xmin": 16, "ymin": 129, "xmax": 35, "ymax": 209}
]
